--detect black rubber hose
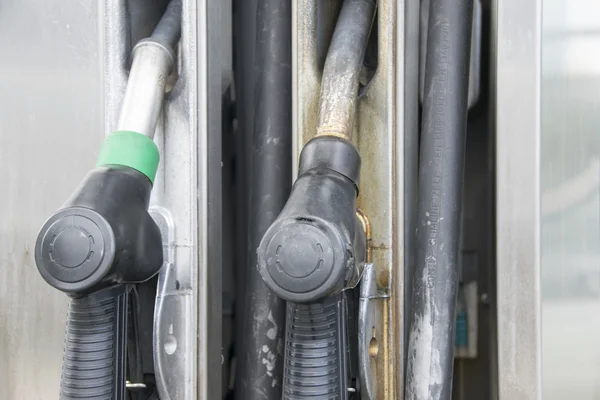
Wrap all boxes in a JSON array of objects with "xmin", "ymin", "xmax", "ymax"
[
  {"xmin": 284, "ymin": 294, "xmax": 349, "ymax": 399},
  {"xmin": 316, "ymin": 0, "xmax": 376, "ymax": 139},
  {"xmin": 404, "ymin": 0, "xmax": 473, "ymax": 399},
  {"xmin": 150, "ymin": 0, "xmax": 182, "ymax": 49},
  {"xmin": 60, "ymin": 285, "xmax": 128, "ymax": 400},
  {"xmin": 236, "ymin": 0, "xmax": 292, "ymax": 398}
]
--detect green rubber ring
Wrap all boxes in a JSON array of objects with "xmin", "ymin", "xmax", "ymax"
[{"xmin": 96, "ymin": 131, "xmax": 160, "ymax": 183}]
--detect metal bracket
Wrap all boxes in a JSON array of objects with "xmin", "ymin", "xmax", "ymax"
[
  {"xmin": 150, "ymin": 207, "xmax": 194, "ymax": 400},
  {"xmin": 358, "ymin": 263, "xmax": 389, "ymax": 400}
]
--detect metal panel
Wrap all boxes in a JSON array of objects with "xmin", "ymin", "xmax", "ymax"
[
  {"xmin": 0, "ymin": 1, "xmax": 102, "ymax": 399},
  {"xmin": 541, "ymin": 1, "xmax": 600, "ymax": 399},
  {"xmin": 495, "ymin": 0, "xmax": 542, "ymax": 398}
]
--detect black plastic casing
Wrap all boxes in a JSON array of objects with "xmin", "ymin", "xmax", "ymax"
[
  {"xmin": 257, "ymin": 136, "xmax": 365, "ymax": 303},
  {"xmin": 35, "ymin": 165, "xmax": 163, "ymax": 294}
]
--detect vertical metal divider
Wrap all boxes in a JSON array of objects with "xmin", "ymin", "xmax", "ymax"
[
  {"xmin": 355, "ymin": 1, "xmax": 397, "ymax": 397},
  {"xmin": 495, "ymin": 0, "xmax": 542, "ymax": 399}
]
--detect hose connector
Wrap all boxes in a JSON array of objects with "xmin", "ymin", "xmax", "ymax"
[{"xmin": 116, "ymin": 0, "xmax": 181, "ymax": 139}]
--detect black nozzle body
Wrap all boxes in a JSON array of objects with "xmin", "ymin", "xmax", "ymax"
[
  {"xmin": 257, "ymin": 136, "xmax": 365, "ymax": 303},
  {"xmin": 35, "ymin": 165, "xmax": 163, "ymax": 294}
]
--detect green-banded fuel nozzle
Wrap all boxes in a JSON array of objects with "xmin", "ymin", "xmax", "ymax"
[{"xmin": 34, "ymin": 2, "xmax": 182, "ymax": 399}]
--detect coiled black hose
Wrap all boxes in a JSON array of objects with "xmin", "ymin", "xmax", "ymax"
[
  {"xmin": 60, "ymin": 286, "xmax": 128, "ymax": 400},
  {"xmin": 405, "ymin": 0, "xmax": 473, "ymax": 399},
  {"xmin": 57, "ymin": 1, "xmax": 182, "ymax": 398}
]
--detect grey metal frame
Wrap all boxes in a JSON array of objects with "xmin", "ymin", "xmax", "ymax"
[{"xmin": 494, "ymin": 0, "xmax": 542, "ymax": 398}]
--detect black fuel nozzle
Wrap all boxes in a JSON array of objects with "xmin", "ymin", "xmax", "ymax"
[
  {"xmin": 257, "ymin": 136, "xmax": 366, "ymax": 398},
  {"xmin": 33, "ymin": 2, "xmax": 182, "ymax": 396},
  {"xmin": 257, "ymin": 135, "xmax": 366, "ymax": 304},
  {"xmin": 35, "ymin": 165, "xmax": 163, "ymax": 294},
  {"xmin": 256, "ymin": 0, "xmax": 374, "ymax": 396},
  {"xmin": 34, "ymin": 164, "xmax": 163, "ymax": 400}
]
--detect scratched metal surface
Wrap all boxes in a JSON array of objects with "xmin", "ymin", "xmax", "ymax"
[{"xmin": 0, "ymin": 1, "xmax": 102, "ymax": 399}]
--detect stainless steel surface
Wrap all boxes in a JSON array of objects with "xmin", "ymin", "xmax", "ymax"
[
  {"xmin": 0, "ymin": 1, "xmax": 102, "ymax": 399},
  {"xmin": 541, "ymin": 1, "xmax": 600, "ymax": 398},
  {"xmin": 103, "ymin": 0, "xmax": 128, "ymax": 135},
  {"xmin": 495, "ymin": 0, "xmax": 542, "ymax": 398},
  {"xmin": 419, "ymin": 0, "xmax": 482, "ymax": 109},
  {"xmin": 293, "ymin": 1, "xmax": 417, "ymax": 397},
  {"xmin": 117, "ymin": 40, "xmax": 175, "ymax": 138}
]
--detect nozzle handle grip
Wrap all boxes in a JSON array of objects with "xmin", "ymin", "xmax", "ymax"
[
  {"xmin": 59, "ymin": 285, "xmax": 128, "ymax": 400},
  {"xmin": 283, "ymin": 293, "xmax": 350, "ymax": 399}
]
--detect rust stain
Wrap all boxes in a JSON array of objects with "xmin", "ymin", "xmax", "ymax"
[{"xmin": 356, "ymin": 208, "xmax": 372, "ymax": 263}]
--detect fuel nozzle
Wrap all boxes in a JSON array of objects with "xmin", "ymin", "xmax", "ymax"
[
  {"xmin": 256, "ymin": 135, "xmax": 367, "ymax": 398},
  {"xmin": 36, "ymin": 0, "xmax": 181, "ymax": 295},
  {"xmin": 34, "ymin": 2, "xmax": 181, "ymax": 398},
  {"xmin": 35, "ymin": 165, "xmax": 163, "ymax": 294},
  {"xmin": 257, "ymin": 136, "xmax": 365, "ymax": 303}
]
